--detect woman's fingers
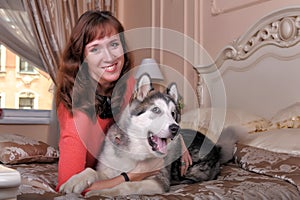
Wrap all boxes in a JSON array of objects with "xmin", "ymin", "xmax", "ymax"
[{"xmin": 180, "ymin": 150, "xmax": 192, "ymax": 176}]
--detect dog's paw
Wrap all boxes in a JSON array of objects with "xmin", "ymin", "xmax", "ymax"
[{"xmin": 59, "ymin": 168, "xmax": 98, "ymax": 194}]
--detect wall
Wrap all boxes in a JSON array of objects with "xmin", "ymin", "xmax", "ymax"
[
  {"xmin": 118, "ymin": 0, "xmax": 203, "ymax": 112},
  {"xmin": 117, "ymin": 0, "xmax": 152, "ymax": 67}
]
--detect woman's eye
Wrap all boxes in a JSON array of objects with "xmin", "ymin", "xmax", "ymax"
[
  {"xmin": 90, "ymin": 47, "xmax": 101, "ymax": 54},
  {"xmin": 152, "ymin": 107, "xmax": 161, "ymax": 114},
  {"xmin": 110, "ymin": 41, "xmax": 120, "ymax": 48}
]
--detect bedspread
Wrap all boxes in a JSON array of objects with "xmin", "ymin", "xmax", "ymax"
[{"xmin": 8, "ymin": 146, "xmax": 300, "ymax": 200}]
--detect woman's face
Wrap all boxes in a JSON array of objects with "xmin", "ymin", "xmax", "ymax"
[{"xmin": 84, "ymin": 32, "xmax": 125, "ymax": 88}]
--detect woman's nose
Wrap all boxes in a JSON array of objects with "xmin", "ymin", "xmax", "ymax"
[{"xmin": 103, "ymin": 48, "xmax": 114, "ymax": 61}]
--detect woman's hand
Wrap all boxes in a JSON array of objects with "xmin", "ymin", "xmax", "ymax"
[{"xmin": 180, "ymin": 135, "xmax": 192, "ymax": 176}]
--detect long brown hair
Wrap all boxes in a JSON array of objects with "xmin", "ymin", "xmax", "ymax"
[{"xmin": 55, "ymin": 10, "xmax": 132, "ymax": 120}]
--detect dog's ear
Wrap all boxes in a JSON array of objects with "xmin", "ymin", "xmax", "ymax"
[
  {"xmin": 136, "ymin": 73, "xmax": 153, "ymax": 101},
  {"xmin": 167, "ymin": 83, "xmax": 178, "ymax": 102}
]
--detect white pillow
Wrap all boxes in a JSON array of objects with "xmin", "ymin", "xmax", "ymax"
[
  {"xmin": 180, "ymin": 107, "xmax": 270, "ymax": 135},
  {"xmin": 241, "ymin": 128, "xmax": 300, "ymax": 155},
  {"xmin": 270, "ymin": 102, "xmax": 300, "ymax": 129}
]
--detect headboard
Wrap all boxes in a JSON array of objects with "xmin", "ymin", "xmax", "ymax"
[{"xmin": 195, "ymin": 6, "xmax": 300, "ymax": 120}]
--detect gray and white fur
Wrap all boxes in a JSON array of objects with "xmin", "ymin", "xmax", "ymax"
[{"xmin": 59, "ymin": 73, "xmax": 238, "ymax": 197}]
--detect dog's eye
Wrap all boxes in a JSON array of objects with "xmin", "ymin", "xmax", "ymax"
[{"xmin": 151, "ymin": 107, "xmax": 161, "ymax": 114}]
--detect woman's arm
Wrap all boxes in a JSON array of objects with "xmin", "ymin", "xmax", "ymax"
[
  {"xmin": 85, "ymin": 158, "xmax": 163, "ymax": 193},
  {"xmin": 57, "ymin": 132, "xmax": 89, "ymax": 190},
  {"xmin": 56, "ymin": 104, "xmax": 109, "ymax": 191},
  {"xmin": 85, "ymin": 170, "xmax": 159, "ymax": 192},
  {"xmin": 179, "ymin": 134, "xmax": 193, "ymax": 176},
  {"xmin": 56, "ymin": 105, "xmax": 91, "ymax": 191}
]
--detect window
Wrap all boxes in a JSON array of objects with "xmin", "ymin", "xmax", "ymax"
[
  {"xmin": 16, "ymin": 56, "xmax": 37, "ymax": 74},
  {"xmin": 0, "ymin": 93, "xmax": 4, "ymax": 108},
  {"xmin": 19, "ymin": 97, "xmax": 34, "ymax": 109},
  {"xmin": 0, "ymin": 45, "xmax": 6, "ymax": 72},
  {"xmin": 18, "ymin": 91, "xmax": 35, "ymax": 109},
  {"xmin": 19, "ymin": 58, "xmax": 35, "ymax": 73}
]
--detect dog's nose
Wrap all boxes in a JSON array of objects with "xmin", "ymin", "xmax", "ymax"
[{"xmin": 169, "ymin": 124, "xmax": 180, "ymax": 136}]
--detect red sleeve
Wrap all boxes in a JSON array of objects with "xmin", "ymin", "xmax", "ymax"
[
  {"xmin": 56, "ymin": 104, "xmax": 113, "ymax": 191},
  {"xmin": 56, "ymin": 77, "xmax": 134, "ymax": 191}
]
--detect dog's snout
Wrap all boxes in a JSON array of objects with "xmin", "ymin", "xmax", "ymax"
[{"xmin": 169, "ymin": 124, "xmax": 180, "ymax": 136}]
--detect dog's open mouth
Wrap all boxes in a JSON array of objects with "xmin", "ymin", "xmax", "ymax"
[{"xmin": 148, "ymin": 132, "xmax": 168, "ymax": 154}]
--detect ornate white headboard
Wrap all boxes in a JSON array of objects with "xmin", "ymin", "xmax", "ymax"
[{"xmin": 195, "ymin": 6, "xmax": 300, "ymax": 119}]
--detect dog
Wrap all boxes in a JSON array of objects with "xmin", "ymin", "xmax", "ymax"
[
  {"xmin": 169, "ymin": 128, "xmax": 237, "ymax": 185},
  {"xmin": 59, "ymin": 73, "xmax": 237, "ymax": 197}
]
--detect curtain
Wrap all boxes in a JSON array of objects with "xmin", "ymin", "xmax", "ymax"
[
  {"xmin": 0, "ymin": 0, "xmax": 116, "ymax": 147},
  {"xmin": 0, "ymin": 1, "xmax": 43, "ymax": 69}
]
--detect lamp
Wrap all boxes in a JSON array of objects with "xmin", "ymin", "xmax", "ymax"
[{"xmin": 134, "ymin": 58, "xmax": 164, "ymax": 80}]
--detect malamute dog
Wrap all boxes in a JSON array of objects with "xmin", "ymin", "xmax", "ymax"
[{"xmin": 60, "ymin": 73, "xmax": 237, "ymax": 197}]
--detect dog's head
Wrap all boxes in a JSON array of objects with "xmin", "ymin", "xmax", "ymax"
[{"xmin": 116, "ymin": 73, "xmax": 181, "ymax": 159}]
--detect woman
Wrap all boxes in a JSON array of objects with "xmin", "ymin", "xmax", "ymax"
[{"xmin": 55, "ymin": 10, "xmax": 191, "ymax": 193}]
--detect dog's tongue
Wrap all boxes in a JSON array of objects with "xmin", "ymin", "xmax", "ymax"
[{"xmin": 153, "ymin": 136, "xmax": 167, "ymax": 154}]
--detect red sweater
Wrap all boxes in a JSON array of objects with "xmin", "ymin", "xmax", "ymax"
[{"xmin": 56, "ymin": 77, "xmax": 135, "ymax": 191}]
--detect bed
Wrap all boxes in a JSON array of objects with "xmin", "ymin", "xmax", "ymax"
[{"xmin": 1, "ymin": 6, "xmax": 300, "ymax": 200}]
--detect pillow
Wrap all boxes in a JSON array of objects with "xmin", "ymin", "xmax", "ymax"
[
  {"xmin": 270, "ymin": 102, "xmax": 300, "ymax": 129},
  {"xmin": 225, "ymin": 109, "xmax": 270, "ymax": 133},
  {"xmin": 0, "ymin": 134, "xmax": 59, "ymax": 164},
  {"xmin": 238, "ymin": 128, "xmax": 300, "ymax": 155},
  {"xmin": 180, "ymin": 108, "xmax": 270, "ymax": 136},
  {"xmin": 234, "ymin": 143, "xmax": 300, "ymax": 190}
]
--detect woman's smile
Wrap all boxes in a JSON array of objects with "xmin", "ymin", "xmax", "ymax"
[{"xmin": 102, "ymin": 62, "xmax": 118, "ymax": 72}]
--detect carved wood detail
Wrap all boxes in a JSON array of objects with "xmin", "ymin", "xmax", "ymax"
[{"xmin": 197, "ymin": 7, "xmax": 300, "ymax": 73}]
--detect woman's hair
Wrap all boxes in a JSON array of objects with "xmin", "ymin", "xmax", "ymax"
[{"xmin": 55, "ymin": 10, "xmax": 132, "ymax": 120}]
